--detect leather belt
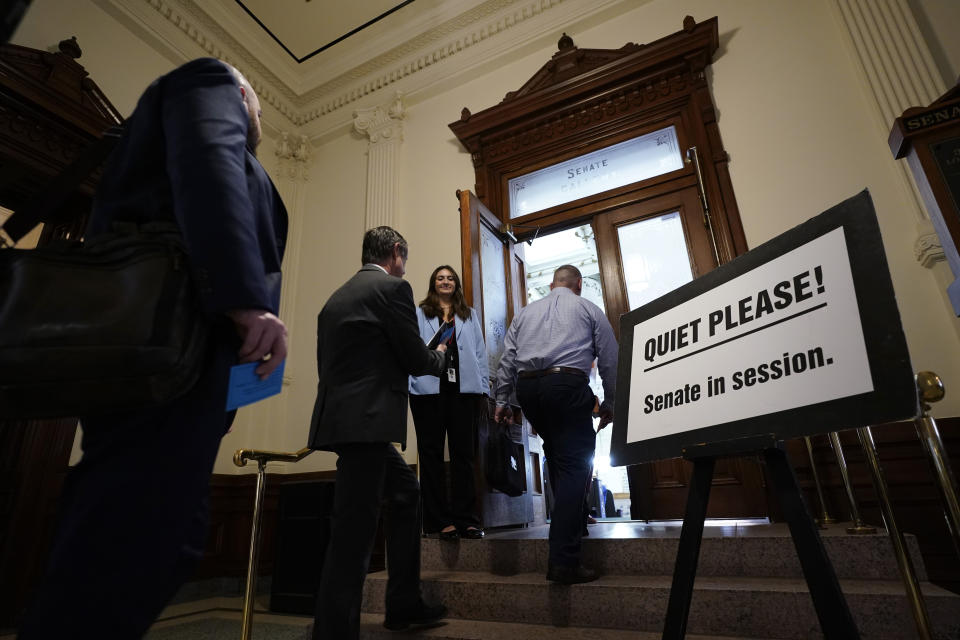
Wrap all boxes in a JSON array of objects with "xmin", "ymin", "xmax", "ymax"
[{"xmin": 518, "ymin": 366, "xmax": 587, "ymax": 380}]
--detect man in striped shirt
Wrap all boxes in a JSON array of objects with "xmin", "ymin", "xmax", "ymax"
[{"xmin": 494, "ymin": 264, "xmax": 617, "ymax": 584}]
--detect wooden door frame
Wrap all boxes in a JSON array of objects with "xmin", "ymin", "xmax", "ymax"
[
  {"xmin": 457, "ymin": 189, "xmax": 537, "ymax": 528},
  {"xmin": 450, "ymin": 18, "xmax": 769, "ymax": 524},
  {"xmin": 448, "ymin": 16, "xmax": 747, "ymax": 267},
  {"xmin": 592, "ymin": 184, "xmax": 712, "ymax": 339}
]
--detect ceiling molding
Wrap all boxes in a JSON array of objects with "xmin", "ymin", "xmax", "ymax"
[{"xmin": 99, "ymin": 0, "xmax": 636, "ymax": 140}]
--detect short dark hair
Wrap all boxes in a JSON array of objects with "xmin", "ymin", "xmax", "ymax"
[
  {"xmin": 553, "ymin": 264, "xmax": 582, "ymax": 286},
  {"xmin": 361, "ymin": 226, "xmax": 408, "ymax": 265}
]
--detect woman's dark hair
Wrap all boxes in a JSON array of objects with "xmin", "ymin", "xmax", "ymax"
[{"xmin": 420, "ymin": 265, "xmax": 471, "ymax": 321}]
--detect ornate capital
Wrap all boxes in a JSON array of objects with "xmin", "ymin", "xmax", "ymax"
[
  {"xmin": 275, "ymin": 131, "xmax": 311, "ymax": 181},
  {"xmin": 915, "ymin": 226, "xmax": 946, "ymax": 269},
  {"xmin": 353, "ymin": 93, "xmax": 405, "ymax": 144}
]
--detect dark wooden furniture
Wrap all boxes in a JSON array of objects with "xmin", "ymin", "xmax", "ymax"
[
  {"xmin": 0, "ymin": 37, "xmax": 121, "ymax": 628},
  {"xmin": 269, "ymin": 480, "xmax": 336, "ymax": 614},
  {"xmin": 889, "ymin": 81, "xmax": 960, "ymax": 313}
]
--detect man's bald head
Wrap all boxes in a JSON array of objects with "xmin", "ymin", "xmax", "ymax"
[
  {"xmin": 550, "ymin": 265, "xmax": 582, "ymax": 295},
  {"xmin": 225, "ymin": 63, "xmax": 262, "ymax": 152}
]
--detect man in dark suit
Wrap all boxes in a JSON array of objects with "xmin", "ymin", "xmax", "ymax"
[
  {"xmin": 308, "ymin": 226, "xmax": 448, "ymax": 638},
  {"xmin": 18, "ymin": 58, "xmax": 288, "ymax": 639}
]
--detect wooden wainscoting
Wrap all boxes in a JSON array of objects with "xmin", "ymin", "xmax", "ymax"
[
  {"xmin": 196, "ymin": 468, "xmax": 392, "ymax": 581},
  {"xmin": 786, "ymin": 417, "xmax": 960, "ymax": 593}
]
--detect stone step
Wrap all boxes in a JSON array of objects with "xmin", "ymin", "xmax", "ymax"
[
  {"xmin": 421, "ymin": 526, "xmax": 926, "ymax": 581},
  {"xmin": 362, "ymin": 571, "xmax": 960, "ymax": 640},
  {"xmin": 356, "ymin": 612, "xmax": 778, "ymax": 639}
]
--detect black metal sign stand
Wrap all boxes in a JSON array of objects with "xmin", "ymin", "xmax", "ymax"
[{"xmin": 662, "ymin": 434, "xmax": 860, "ymax": 640}]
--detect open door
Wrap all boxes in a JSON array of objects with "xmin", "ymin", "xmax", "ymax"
[{"xmin": 458, "ymin": 190, "xmax": 537, "ymax": 527}]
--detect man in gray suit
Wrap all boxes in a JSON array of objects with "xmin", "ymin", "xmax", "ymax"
[{"xmin": 307, "ymin": 226, "xmax": 447, "ymax": 639}]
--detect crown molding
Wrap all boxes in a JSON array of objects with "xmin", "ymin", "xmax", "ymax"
[{"xmin": 97, "ymin": 0, "xmax": 638, "ymax": 140}]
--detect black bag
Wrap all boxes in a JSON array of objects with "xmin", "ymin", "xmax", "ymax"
[
  {"xmin": 0, "ymin": 223, "xmax": 209, "ymax": 419},
  {"xmin": 0, "ymin": 127, "xmax": 208, "ymax": 420},
  {"xmin": 485, "ymin": 422, "xmax": 525, "ymax": 497}
]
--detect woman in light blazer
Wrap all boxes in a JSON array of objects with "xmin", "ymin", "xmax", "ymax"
[{"xmin": 409, "ymin": 265, "xmax": 489, "ymax": 539}]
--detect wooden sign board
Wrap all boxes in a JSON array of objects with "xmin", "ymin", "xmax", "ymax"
[{"xmin": 611, "ymin": 191, "xmax": 918, "ymax": 466}]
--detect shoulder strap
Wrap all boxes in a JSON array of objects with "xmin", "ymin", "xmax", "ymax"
[{"xmin": 1, "ymin": 125, "xmax": 124, "ymax": 244}]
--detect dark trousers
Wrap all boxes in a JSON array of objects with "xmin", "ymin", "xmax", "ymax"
[
  {"xmin": 18, "ymin": 329, "xmax": 237, "ymax": 640},
  {"xmin": 409, "ymin": 393, "xmax": 480, "ymax": 532},
  {"xmin": 313, "ymin": 443, "xmax": 421, "ymax": 640},
  {"xmin": 517, "ymin": 373, "xmax": 596, "ymax": 568}
]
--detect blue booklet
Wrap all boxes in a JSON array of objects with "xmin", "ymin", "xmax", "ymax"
[
  {"xmin": 225, "ymin": 360, "xmax": 285, "ymax": 410},
  {"xmin": 426, "ymin": 322, "xmax": 455, "ymax": 348}
]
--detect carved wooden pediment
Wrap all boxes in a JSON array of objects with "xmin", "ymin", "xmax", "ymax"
[
  {"xmin": 501, "ymin": 34, "xmax": 644, "ymax": 103},
  {"xmin": 0, "ymin": 36, "xmax": 122, "ymax": 137},
  {"xmin": 450, "ymin": 16, "xmax": 719, "ymax": 159},
  {"xmin": 0, "ymin": 37, "xmax": 122, "ymax": 237},
  {"xmin": 449, "ymin": 16, "xmax": 722, "ymax": 214}
]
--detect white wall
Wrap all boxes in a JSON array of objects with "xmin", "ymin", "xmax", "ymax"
[
  {"xmin": 276, "ymin": 0, "xmax": 960, "ymax": 478},
  {"xmin": 14, "ymin": 0, "xmax": 960, "ymax": 474}
]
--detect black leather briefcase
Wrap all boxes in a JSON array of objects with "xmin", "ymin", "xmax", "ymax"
[
  {"xmin": 0, "ymin": 223, "xmax": 208, "ymax": 419},
  {"xmin": 485, "ymin": 423, "xmax": 525, "ymax": 497}
]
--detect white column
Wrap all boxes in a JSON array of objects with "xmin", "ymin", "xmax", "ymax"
[
  {"xmin": 353, "ymin": 93, "xmax": 405, "ymax": 230},
  {"xmin": 829, "ymin": 0, "xmax": 947, "ymax": 228},
  {"xmin": 273, "ymin": 131, "xmax": 310, "ymax": 352}
]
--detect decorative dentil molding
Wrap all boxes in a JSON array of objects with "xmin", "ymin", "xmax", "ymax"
[
  {"xmin": 298, "ymin": 0, "xmax": 564, "ymax": 123},
  {"xmin": 138, "ymin": 0, "xmax": 300, "ymax": 127},
  {"xmin": 118, "ymin": 0, "xmax": 613, "ymax": 135}
]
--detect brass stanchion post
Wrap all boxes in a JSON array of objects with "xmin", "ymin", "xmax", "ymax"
[
  {"xmin": 914, "ymin": 371, "xmax": 960, "ymax": 558},
  {"xmin": 828, "ymin": 432, "xmax": 876, "ymax": 534},
  {"xmin": 240, "ymin": 459, "xmax": 267, "ymax": 640},
  {"xmin": 804, "ymin": 436, "xmax": 836, "ymax": 525},
  {"xmin": 231, "ymin": 446, "xmax": 312, "ymax": 639},
  {"xmin": 857, "ymin": 425, "xmax": 932, "ymax": 639}
]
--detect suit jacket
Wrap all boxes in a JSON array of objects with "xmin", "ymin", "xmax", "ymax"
[
  {"xmin": 409, "ymin": 305, "xmax": 490, "ymax": 396},
  {"xmin": 88, "ymin": 58, "xmax": 287, "ymax": 317},
  {"xmin": 308, "ymin": 266, "xmax": 445, "ymax": 450}
]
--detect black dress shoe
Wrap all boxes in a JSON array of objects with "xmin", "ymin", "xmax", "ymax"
[
  {"xmin": 383, "ymin": 601, "xmax": 448, "ymax": 631},
  {"xmin": 460, "ymin": 527, "xmax": 484, "ymax": 539},
  {"xmin": 546, "ymin": 564, "xmax": 599, "ymax": 584},
  {"xmin": 438, "ymin": 528, "xmax": 459, "ymax": 541}
]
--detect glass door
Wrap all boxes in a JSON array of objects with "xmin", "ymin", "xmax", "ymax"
[
  {"xmin": 593, "ymin": 187, "xmax": 716, "ymax": 330},
  {"xmin": 594, "ymin": 187, "xmax": 770, "ymax": 520},
  {"xmin": 522, "ymin": 225, "xmax": 629, "ymax": 519}
]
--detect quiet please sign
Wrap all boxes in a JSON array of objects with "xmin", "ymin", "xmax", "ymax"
[{"xmin": 611, "ymin": 191, "xmax": 918, "ymax": 466}]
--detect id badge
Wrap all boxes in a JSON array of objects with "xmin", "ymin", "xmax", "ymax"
[{"xmin": 447, "ymin": 367, "xmax": 457, "ymax": 383}]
